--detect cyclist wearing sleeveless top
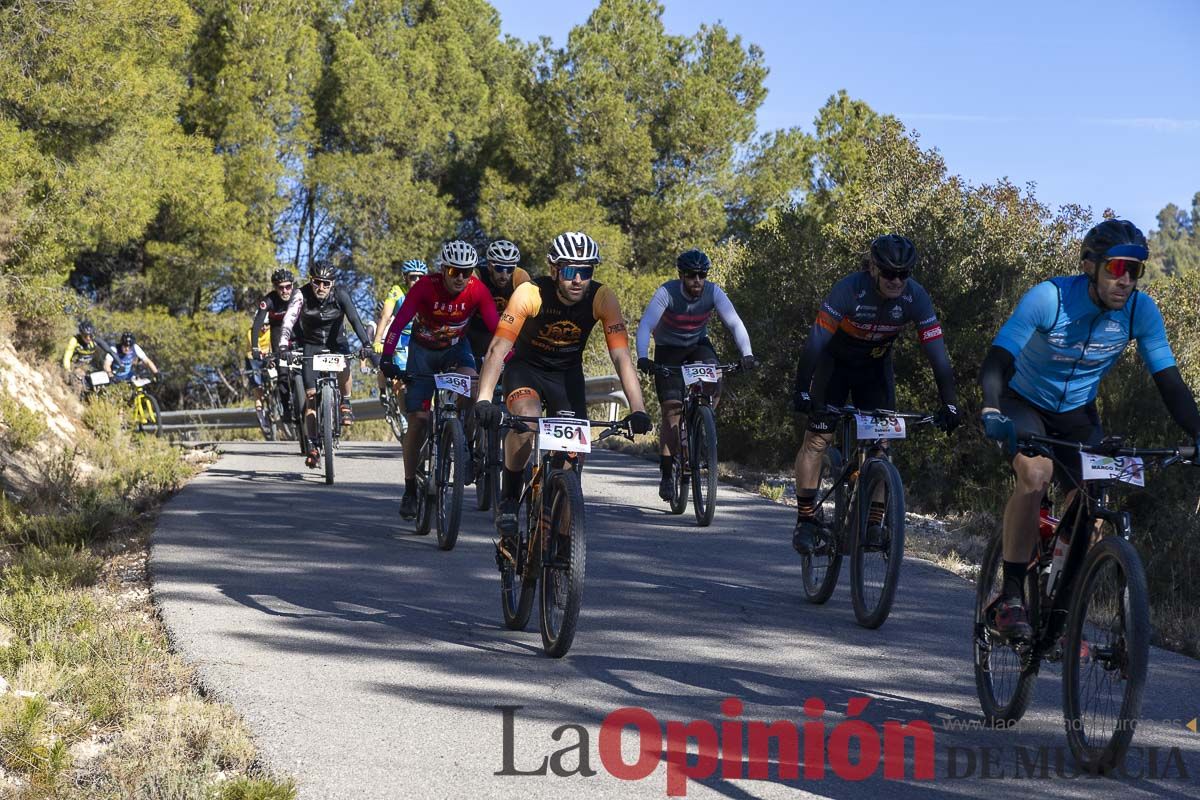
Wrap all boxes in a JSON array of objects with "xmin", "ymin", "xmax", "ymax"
[
  {"xmin": 791, "ymin": 234, "xmax": 960, "ymax": 555},
  {"xmin": 979, "ymin": 219, "xmax": 1200, "ymax": 639},
  {"xmin": 635, "ymin": 248, "xmax": 758, "ymax": 501},
  {"xmin": 372, "ymin": 258, "xmax": 427, "ymax": 413},
  {"xmin": 379, "ymin": 240, "xmax": 499, "ymax": 519},
  {"xmin": 466, "ymin": 240, "xmax": 531, "ymax": 374},
  {"xmin": 473, "ymin": 231, "xmax": 652, "ymax": 546}
]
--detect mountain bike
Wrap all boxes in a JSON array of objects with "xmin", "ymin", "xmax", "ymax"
[
  {"xmin": 494, "ymin": 412, "xmax": 634, "ymax": 658},
  {"xmin": 470, "ymin": 382, "xmax": 505, "ymax": 513},
  {"xmin": 653, "ymin": 362, "xmax": 742, "ymax": 526},
  {"xmin": 800, "ymin": 405, "xmax": 933, "ymax": 628},
  {"xmin": 974, "ymin": 434, "xmax": 1195, "ymax": 773},
  {"xmin": 81, "ymin": 370, "xmax": 161, "ymax": 436},
  {"xmin": 288, "ymin": 351, "xmax": 357, "ymax": 485},
  {"xmin": 380, "ymin": 377, "xmax": 408, "ymax": 441},
  {"xmin": 262, "ymin": 355, "xmax": 296, "ymax": 441},
  {"xmin": 405, "ymin": 372, "xmax": 472, "ymax": 550}
]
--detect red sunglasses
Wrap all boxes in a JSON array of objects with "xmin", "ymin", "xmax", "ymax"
[{"xmin": 1102, "ymin": 258, "xmax": 1145, "ymax": 280}]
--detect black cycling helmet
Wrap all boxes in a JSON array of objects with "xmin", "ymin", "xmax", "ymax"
[
  {"xmin": 1080, "ymin": 219, "xmax": 1148, "ymax": 263},
  {"xmin": 119, "ymin": 331, "xmax": 135, "ymax": 348},
  {"xmin": 271, "ymin": 268, "xmax": 294, "ymax": 285},
  {"xmin": 78, "ymin": 320, "xmax": 94, "ymax": 337},
  {"xmin": 676, "ymin": 249, "xmax": 711, "ymax": 272},
  {"xmin": 868, "ymin": 234, "xmax": 917, "ymax": 272},
  {"xmin": 310, "ymin": 261, "xmax": 336, "ymax": 282}
]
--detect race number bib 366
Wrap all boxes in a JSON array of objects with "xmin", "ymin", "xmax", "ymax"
[
  {"xmin": 1080, "ymin": 453, "xmax": 1145, "ymax": 487},
  {"xmin": 855, "ymin": 413, "xmax": 906, "ymax": 440},
  {"xmin": 435, "ymin": 372, "xmax": 472, "ymax": 398},
  {"xmin": 538, "ymin": 417, "xmax": 591, "ymax": 453},
  {"xmin": 681, "ymin": 363, "xmax": 719, "ymax": 386}
]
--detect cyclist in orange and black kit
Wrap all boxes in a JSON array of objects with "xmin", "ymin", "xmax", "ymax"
[
  {"xmin": 473, "ymin": 231, "xmax": 652, "ymax": 547},
  {"xmin": 791, "ymin": 234, "xmax": 961, "ymax": 555}
]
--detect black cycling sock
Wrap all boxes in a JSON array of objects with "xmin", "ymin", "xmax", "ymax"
[
  {"xmin": 404, "ymin": 478, "xmax": 416, "ymax": 494},
  {"xmin": 660, "ymin": 455, "xmax": 672, "ymax": 477},
  {"xmin": 796, "ymin": 490, "xmax": 817, "ymax": 519},
  {"xmin": 502, "ymin": 468, "xmax": 523, "ymax": 502},
  {"xmin": 1002, "ymin": 560, "xmax": 1027, "ymax": 602}
]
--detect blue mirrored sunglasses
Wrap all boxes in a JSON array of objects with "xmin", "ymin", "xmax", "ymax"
[{"xmin": 559, "ymin": 265, "xmax": 595, "ymax": 281}]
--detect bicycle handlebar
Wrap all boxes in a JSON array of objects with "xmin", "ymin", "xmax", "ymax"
[
  {"xmin": 500, "ymin": 413, "xmax": 635, "ymax": 442},
  {"xmin": 824, "ymin": 405, "xmax": 936, "ymax": 425},
  {"xmin": 1020, "ymin": 433, "xmax": 1196, "ymax": 462}
]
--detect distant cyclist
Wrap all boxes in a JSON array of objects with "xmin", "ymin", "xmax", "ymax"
[
  {"xmin": 372, "ymin": 259, "xmax": 428, "ymax": 418},
  {"xmin": 105, "ymin": 332, "xmax": 160, "ymax": 383},
  {"xmin": 466, "ymin": 239, "xmax": 530, "ymax": 374},
  {"xmin": 62, "ymin": 320, "xmax": 115, "ymax": 387},
  {"xmin": 473, "ymin": 231, "xmax": 652, "ymax": 548},
  {"xmin": 636, "ymin": 248, "xmax": 757, "ymax": 501},
  {"xmin": 791, "ymin": 234, "xmax": 960, "ymax": 555},
  {"xmin": 379, "ymin": 241, "xmax": 499, "ymax": 519},
  {"xmin": 280, "ymin": 261, "xmax": 379, "ymax": 468},
  {"xmin": 979, "ymin": 219, "xmax": 1200, "ymax": 639},
  {"xmin": 249, "ymin": 268, "xmax": 298, "ymax": 422}
]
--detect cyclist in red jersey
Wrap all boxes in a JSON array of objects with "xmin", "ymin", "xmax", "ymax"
[{"xmin": 380, "ymin": 240, "xmax": 500, "ymax": 519}]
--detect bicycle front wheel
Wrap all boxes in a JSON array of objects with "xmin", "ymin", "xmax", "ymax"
[
  {"xmin": 539, "ymin": 468, "xmax": 587, "ymax": 658},
  {"xmin": 320, "ymin": 384, "xmax": 335, "ymax": 485},
  {"xmin": 1063, "ymin": 536, "xmax": 1149, "ymax": 773},
  {"xmin": 436, "ymin": 417, "xmax": 467, "ymax": 551},
  {"xmin": 293, "ymin": 375, "xmax": 308, "ymax": 455},
  {"xmin": 973, "ymin": 534, "xmax": 1039, "ymax": 726},
  {"xmin": 136, "ymin": 393, "xmax": 162, "ymax": 437},
  {"xmin": 473, "ymin": 423, "xmax": 492, "ymax": 511},
  {"xmin": 689, "ymin": 405, "xmax": 718, "ymax": 527},
  {"xmin": 848, "ymin": 458, "xmax": 905, "ymax": 628},
  {"xmin": 801, "ymin": 448, "xmax": 844, "ymax": 603},
  {"xmin": 500, "ymin": 483, "xmax": 536, "ymax": 631},
  {"xmin": 667, "ymin": 451, "xmax": 687, "ymax": 515}
]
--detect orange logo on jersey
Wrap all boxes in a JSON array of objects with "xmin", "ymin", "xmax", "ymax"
[{"xmin": 534, "ymin": 320, "xmax": 582, "ymax": 349}]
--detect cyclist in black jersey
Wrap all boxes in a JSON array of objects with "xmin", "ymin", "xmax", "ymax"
[
  {"xmin": 280, "ymin": 261, "xmax": 380, "ymax": 467},
  {"xmin": 791, "ymin": 235, "xmax": 960, "ymax": 554},
  {"xmin": 249, "ymin": 268, "xmax": 297, "ymax": 418}
]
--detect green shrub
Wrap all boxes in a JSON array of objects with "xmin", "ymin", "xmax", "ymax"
[
  {"xmin": 3, "ymin": 543, "xmax": 101, "ymax": 590},
  {"xmin": 0, "ymin": 392, "xmax": 47, "ymax": 451},
  {"xmin": 215, "ymin": 776, "xmax": 299, "ymax": 800}
]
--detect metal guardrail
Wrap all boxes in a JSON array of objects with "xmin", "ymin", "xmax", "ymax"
[{"xmin": 157, "ymin": 375, "xmax": 628, "ymax": 434}]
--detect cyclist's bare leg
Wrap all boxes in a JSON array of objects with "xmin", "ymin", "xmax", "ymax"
[
  {"xmin": 660, "ymin": 400, "xmax": 683, "ymax": 458},
  {"xmin": 454, "ymin": 364, "xmax": 478, "ymax": 415},
  {"xmin": 503, "ymin": 389, "xmax": 540, "ymax": 474},
  {"xmin": 339, "ymin": 366, "xmax": 352, "ymax": 402},
  {"xmin": 304, "ymin": 388, "xmax": 318, "ymax": 440},
  {"xmin": 794, "ymin": 430, "xmax": 833, "ymax": 497},
  {"xmin": 1003, "ymin": 453, "xmax": 1053, "ymax": 563}
]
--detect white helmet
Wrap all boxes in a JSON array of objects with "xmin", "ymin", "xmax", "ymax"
[
  {"xmin": 486, "ymin": 239, "xmax": 521, "ymax": 267},
  {"xmin": 547, "ymin": 231, "xmax": 600, "ymax": 265},
  {"xmin": 437, "ymin": 240, "xmax": 479, "ymax": 269}
]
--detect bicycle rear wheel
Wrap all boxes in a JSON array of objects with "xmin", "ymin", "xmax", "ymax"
[
  {"xmin": 436, "ymin": 417, "xmax": 467, "ymax": 551},
  {"xmin": 500, "ymin": 483, "xmax": 536, "ymax": 631},
  {"xmin": 689, "ymin": 405, "xmax": 718, "ymax": 527},
  {"xmin": 539, "ymin": 468, "xmax": 587, "ymax": 658},
  {"xmin": 973, "ymin": 534, "xmax": 1039, "ymax": 725},
  {"xmin": 1063, "ymin": 536, "xmax": 1149, "ymax": 773},
  {"xmin": 320, "ymin": 384, "xmax": 335, "ymax": 485},
  {"xmin": 801, "ymin": 448, "xmax": 844, "ymax": 603},
  {"xmin": 848, "ymin": 458, "xmax": 905, "ymax": 628}
]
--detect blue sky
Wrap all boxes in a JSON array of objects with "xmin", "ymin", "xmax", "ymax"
[{"xmin": 490, "ymin": 0, "xmax": 1200, "ymax": 234}]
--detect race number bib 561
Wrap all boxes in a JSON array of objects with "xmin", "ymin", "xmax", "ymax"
[
  {"xmin": 681, "ymin": 363, "xmax": 719, "ymax": 386},
  {"xmin": 1080, "ymin": 453, "xmax": 1145, "ymax": 487},
  {"xmin": 435, "ymin": 372, "xmax": 472, "ymax": 398},
  {"xmin": 538, "ymin": 417, "xmax": 591, "ymax": 453},
  {"xmin": 855, "ymin": 413, "xmax": 906, "ymax": 440}
]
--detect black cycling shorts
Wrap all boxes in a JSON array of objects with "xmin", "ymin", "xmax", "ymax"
[
  {"xmin": 300, "ymin": 340, "xmax": 351, "ymax": 392},
  {"xmin": 805, "ymin": 356, "xmax": 895, "ymax": 434},
  {"xmin": 652, "ymin": 338, "xmax": 718, "ymax": 404},
  {"xmin": 503, "ymin": 359, "xmax": 587, "ymax": 420},
  {"xmin": 1000, "ymin": 388, "xmax": 1102, "ymax": 488}
]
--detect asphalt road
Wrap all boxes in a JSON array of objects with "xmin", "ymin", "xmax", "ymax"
[{"xmin": 151, "ymin": 441, "xmax": 1200, "ymax": 799}]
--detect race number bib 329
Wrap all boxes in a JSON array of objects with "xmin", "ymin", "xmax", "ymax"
[
  {"xmin": 681, "ymin": 363, "xmax": 719, "ymax": 386},
  {"xmin": 855, "ymin": 413, "xmax": 906, "ymax": 440},
  {"xmin": 435, "ymin": 372, "xmax": 472, "ymax": 398},
  {"xmin": 538, "ymin": 417, "xmax": 591, "ymax": 453}
]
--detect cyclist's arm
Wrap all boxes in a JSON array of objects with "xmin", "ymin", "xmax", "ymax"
[
  {"xmin": 979, "ymin": 346, "xmax": 1015, "ymax": 412},
  {"xmin": 1151, "ymin": 367, "xmax": 1200, "ymax": 438},
  {"xmin": 472, "ymin": 279, "xmax": 500, "ymax": 333},
  {"xmin": 382, "ymin": 283, "xmax": 426, "ymax": 357},
  {"xmin": 635, "ymin": 285, "xmax": 669, "ymax": 360},
  {"xmin": 279, "ymin": 291, "xmax": 304, "ymax": 350},
  {"xmin": 712, "ymin": 285, "xmax": 753, "ymax": 357},
  {"xmin": 251, "ymin": 300, "xmax": 271, "ymax": 352},
  {"xmin": 992, "ymin": 280, "xmax": 1058, "ymax": 358},
  {"xmin": 1133, "ymin": 295, "xmax": 1200, "ymax": 436},
  {"xmin": 513, "ymin": 267, "xmax": 531, "ymax": 288},
  {"xmin": 374, "ymin": 300, "xmax": 397, "ymax": 349},
  {"xmin": 133, "ymin": 344, "xmax": 158, "ymax": 375},
  {"xmin": 476, "ymin": 336, "xmax": 514, "ymax": 403},
  {"xmin": 910, "ymin": 289, "xmax": 956, "ymax": 405},
  {"xmin": 335, "ymin": 287, "xmax": 372, "ymax": 349},
  {"xmin": 62, "ymin": 338, "xmax": 77, "ymax": 370},
  {"xmin": 103, "ymin": 352, "xmax": 114, "ymax": 374},
  {"xmin": 95, "ymin": 335, "xmax": 117, "ymax": 360},
  {"xmin": 595, "ymin": 287, "xmax": 646, "ymax": 414}
]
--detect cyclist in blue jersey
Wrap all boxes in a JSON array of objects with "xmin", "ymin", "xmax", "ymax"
[
  {"xmin": 979, "ymin": 219, "xmax": 1200, "ymax": 639},
  {"xmin": 791, "ymin": 235, "xmax": 961, "ymax": 555},
  {"xmin": 105, "ymin": 332, "xmax": 160, "ymax": 383}
]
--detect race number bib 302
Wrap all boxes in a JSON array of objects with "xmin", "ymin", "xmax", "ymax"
[
  {"xmin": 435, "ymin": 372, "xmax": 472, "ymax": 398},
  {"xmin": 1080, "ymin": 453, "xmax": 1145, "ymax": 487},
  {"xmin": 855, "ymin": 413, "xmax": 906, "ymax": 440},
  {"xmin": 538, "ymin": 417, "xmax": 591, "ymax": 453},
  {"xmin": 681, "ymin": 363, "xmax": 719, "ymax": 386},
  {"xmin": 312, "ymin": 353, "xmax": 345, "ymax": 372}
]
